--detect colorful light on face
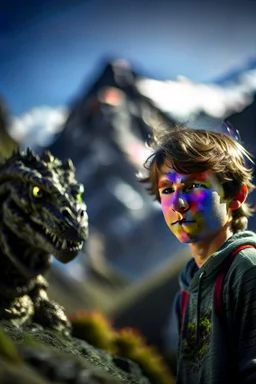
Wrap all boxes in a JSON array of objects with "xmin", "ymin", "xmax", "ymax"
[{"xmin": 158, "ymin": 166, "xmax": 231, "ymax": 244}]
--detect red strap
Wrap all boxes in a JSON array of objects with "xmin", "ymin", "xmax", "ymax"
[
  {"xmin": 179, "ymin": 289, "xmax": 189, "ymax": 329},
  {"xmin": 180, "ymin": 289, "xmax": 189, "ymax": 317},
  {"xmin": 214, "ymin": 244, "xmax": 256, "ymax": 322}
]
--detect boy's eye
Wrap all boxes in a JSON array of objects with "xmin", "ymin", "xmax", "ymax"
[
  {"xmin": 159, "ymin": 183, "xmax": 208, "ymax": 196},
  {"xmin": 185, "ymin": 183, "xmax": 207, "ymax": 192},
  {"xmin": 161, "ymin": 187, "xmax": 175, "ymax": 195}
]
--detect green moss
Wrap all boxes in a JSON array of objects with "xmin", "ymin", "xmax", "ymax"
[
  {"xmin": 71, "ymin": 310, "xmax": 116, "ymax": 352},
  {"xmin": 0, "ymin": 326, "xmax": 22, "ymax": 364},
  {"xmin": 114, "ymin": 328, "xmax": 175, "ymax": 384}
]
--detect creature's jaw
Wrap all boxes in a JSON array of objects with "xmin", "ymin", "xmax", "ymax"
[
  {"xmin": 53, "ymin": 248, "xmax": 83, "ymax": 263},
  {"xmin": 3, "ymin": 213, "xmax": 86, "ymax": 270},
  {"xmin": 4, "ymin": 206, "xmax": 88, "ymax": 267},
  {"xmin": 34, "ymin": 221, "xmax": 87, "ymax": 263}
]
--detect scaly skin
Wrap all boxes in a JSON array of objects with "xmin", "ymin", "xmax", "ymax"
[{"xmin": 0, "ymin": 149, "xmax": 88, "ymax": 333}]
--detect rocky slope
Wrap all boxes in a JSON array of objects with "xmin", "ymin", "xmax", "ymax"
[{"xmin": 0, "ymin": 321, "xmax": 150, "ymax": 384}]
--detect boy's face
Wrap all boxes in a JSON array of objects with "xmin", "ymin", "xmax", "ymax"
[{"xmin": 158, "ymin": 165, "xmax": 233, "ymax": 244}]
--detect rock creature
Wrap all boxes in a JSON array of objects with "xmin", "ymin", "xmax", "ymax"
[{"xmin": 0, "ymin": 149, "xmax": 88, "ymax": 333}]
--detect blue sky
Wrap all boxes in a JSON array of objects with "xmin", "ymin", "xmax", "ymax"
[{"xmin": 1, "ymin": 0, "xmax": 256, "ymax": 115}]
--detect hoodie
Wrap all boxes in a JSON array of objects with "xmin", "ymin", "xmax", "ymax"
[{"xmin": 170, "ymin": 230, "xmax": 256, "ymax": 384}]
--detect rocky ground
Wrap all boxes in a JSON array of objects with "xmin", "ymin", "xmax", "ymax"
[{"xmin": 0, "ymin": 320, "xmax": 151, "ymax": 384}]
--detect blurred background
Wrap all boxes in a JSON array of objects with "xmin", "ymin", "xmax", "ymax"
[{"xmin": 1, "ymin": 0, "xmax": 256, "ymax": 358}]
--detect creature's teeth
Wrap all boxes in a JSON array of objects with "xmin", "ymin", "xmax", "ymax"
[
  {"xmin": 61, "ymin": 239, "xmax": 67, "ymax": 250},
  {"xmin": 56, "ymin": 240, "xmax": 61, "ymax": 249},
  {"xmin": 52, "ymin": 235, "xmax": 57, "ymax": 243}
]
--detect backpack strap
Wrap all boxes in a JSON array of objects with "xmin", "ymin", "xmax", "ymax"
[
  {"xmin": 213, "ymin": 244, "xmax": 256, "ymax": 324},
  {"xmin": 180, "ymin": 289, "xmax": 189, "ymax": 317},
  {"xmin": 179, "ymin": 289, "xmax": 189, "ymax": 330}
]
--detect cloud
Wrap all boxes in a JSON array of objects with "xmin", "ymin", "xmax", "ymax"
[
  {"xmin": 8, "ymin": 106, "xmax": 69, "ymax": 149},
  {"xmin": 136, "ymin": 69, "xmax": 256, "ymax": 121}
]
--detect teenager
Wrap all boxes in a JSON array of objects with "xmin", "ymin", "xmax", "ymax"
[{"xmin": 140, "ymin": 125, "xmax": 256, "ymax": 383}]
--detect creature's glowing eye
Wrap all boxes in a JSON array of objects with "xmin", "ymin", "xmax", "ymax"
[
  {"xmin": 77, "ymin": 192, "xmax": 83, "ymax": 203},
  {"xmin": 32, "ymin": 186, "xmax": 44, "ymax": 198}
]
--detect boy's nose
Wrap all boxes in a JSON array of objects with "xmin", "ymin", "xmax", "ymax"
[{"xmin": 171, "ymin": 197, "xmax": 190, "ymax": 213}]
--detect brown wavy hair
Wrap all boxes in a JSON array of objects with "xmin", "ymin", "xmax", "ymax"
[{"xmin": 140, "ymin": 124, "xmax": 256, "ymax": 233}]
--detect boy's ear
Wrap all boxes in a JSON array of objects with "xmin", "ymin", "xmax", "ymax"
[{"xmin": 229, "ymin": 184, "xmax": 248, "ymax": 210}]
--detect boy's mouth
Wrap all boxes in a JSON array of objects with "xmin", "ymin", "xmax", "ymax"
[{"xmin": 172, "ymin": 218, "xmax": 195, "ymax": 226}]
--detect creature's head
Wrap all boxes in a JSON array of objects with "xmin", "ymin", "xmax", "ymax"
[{"xmin": 0, "ymin": 149, "xmax": 88, "ymax": 264}]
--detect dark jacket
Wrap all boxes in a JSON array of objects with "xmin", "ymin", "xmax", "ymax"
[{"xmin": 167, "ymin": 230, "xmax": 256, "ymax": 384}]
